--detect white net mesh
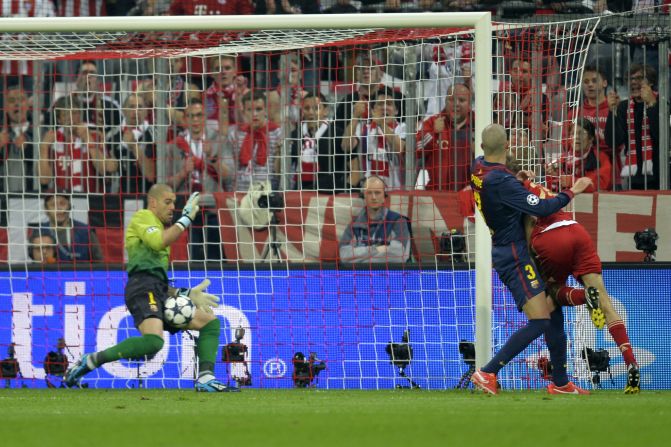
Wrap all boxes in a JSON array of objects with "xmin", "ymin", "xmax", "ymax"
[{"xmin": 0, "ymin": 15, "xmax": 604, "ymax": 390}]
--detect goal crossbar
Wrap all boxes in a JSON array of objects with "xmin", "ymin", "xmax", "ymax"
[{"xmin": 0, "ymin": 12, "xmax": 491, "ymax": 33}]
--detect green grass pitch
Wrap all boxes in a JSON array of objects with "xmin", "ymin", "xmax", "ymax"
[{"xmin": 1, "ymin": 389, "xmax": 670, "ymax": 447}]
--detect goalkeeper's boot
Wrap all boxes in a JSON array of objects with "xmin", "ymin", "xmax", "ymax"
[
  {"xmin": 195, "ymin": 374, "xmax": 241, "ymax": 393},
  {"xmin": 585, "ymin": 287, "xmax": 606, "ymax": 330},
  {"xmin": 471, "ymin": 369, "xmax": 498, "ymax": 395},
  {"xmin": 63, "ymin": 354, "xmax": 94, "ymax": 388},
  {"xmin": 624, "ymin": 364, "xmax": 640, "ymax": 394},
  {"xmin": 547, "ymin": 381, "xmax": 590, "ymax": 395}
]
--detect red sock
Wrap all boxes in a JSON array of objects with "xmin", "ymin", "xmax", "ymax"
[
  {"xmin": 608, "ymin": 320, "xmax": 637, "ymax": 366},
  {"xmin": 555, "ymin": 286, "xmax": 586, "ymax": 306}
]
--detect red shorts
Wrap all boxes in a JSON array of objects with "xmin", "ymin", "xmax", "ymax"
[{"xmin": 531, "ymin": 223, "xmax": 602, "ymax": 284}]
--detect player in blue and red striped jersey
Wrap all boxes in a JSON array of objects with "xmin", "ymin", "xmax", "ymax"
[{"xmin": 469, "ymin": 124, "xmax": 593, "ymax": 395}]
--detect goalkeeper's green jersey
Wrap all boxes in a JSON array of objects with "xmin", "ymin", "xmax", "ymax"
[{"xmin": 125, "ymin": 209, "xmax": 169, "ymax": 282}]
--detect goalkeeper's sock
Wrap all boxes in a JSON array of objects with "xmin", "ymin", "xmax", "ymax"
[
  {"xmin": 197, "ymin": 318, "xmax": 221, "ymax": 374},
  {"xmin": 555, "ymin": 286, "xmax": 586, "ymax": 306},
  {"xmin": 545, "ymin": 307, "xmax": 569, "ymax": 387},
  {"xmin": 608, "ymin": 319, "xmax": 637, "ymax": 366},
  {"xmin": 93, "ymin": 334, "xmax": 165, "ymax": 366},
  {"xmin": 482, "ymin": 319, "xmax": 549, "ymax": 374}
]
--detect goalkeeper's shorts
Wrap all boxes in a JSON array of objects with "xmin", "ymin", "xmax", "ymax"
[{"xmin": 125, "ymin": 273, "xmax": 180, "ymax": 334}]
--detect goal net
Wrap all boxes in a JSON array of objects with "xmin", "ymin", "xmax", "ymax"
[{"xmin": 0, "ymin": 13, "xmax": 602, "ymax": 390}]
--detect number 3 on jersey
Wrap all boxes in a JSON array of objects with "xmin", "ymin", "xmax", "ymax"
[{"xmin": 524, "ymin": 265, "xmax": 537, "ymax": 280}]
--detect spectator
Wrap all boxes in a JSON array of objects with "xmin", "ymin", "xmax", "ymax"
[
  {"xmin": 228, "ymin": 91, "xmax": 283, "ymax": 192},
  {"xmin": 167, "ymin": 57, "xmax": 201, "ymax": 128},
  {"xmin": 118, "ymin": 93, "xmax": 156, "ymax": 194},
  {"xmin": 167, "ymin": 99, "xmax": 231, "ymax": 193},
  {"xmin": 508, "ymin": 128, "xmax": 538, "ymax": 173},
  {"xmin": 416, "ymin": 83, "xmax": 473, "ymax": 191},
  {"xmin": 52, "ymin": 1, "xmax": 108, "ymax": 84},
  {"xmin": 546, "ymin": 118, "xmax": 612, "ymax": 192},
  {"xmin": 205, "ymin": 55, "xmax": 249, "ymax": 130},
  {"xmin": 605, "ymin": 63, "xmax": 662, "ymax": 190},
  {"xmin": 422, "ymin": 42, "xmax": 470, "ymax": 117},
  {"xmin": 71, "ymin": 60, "xmax": 123, "ymax": 144},
  {"xmin": 267, "ymin": 52, "xmax": 309, "ymax": 132},
  {"xmin": 335, "ymin": 52, "xmax": 404, "ymax": 138},
  {"xmin": 574, "ymin": 64, "xmax": 617, "ymax": 185},
  {"xmin": 343, "ymin": 88, "xmax": 406, "ymax": 190},
  {"xmin": 0, "ymin": 84, "xmax": 38, "ymax": 193},
  {"xmin": 39, "ymin": 95, "xmax": 118, "ymax": 193},
  {"xmin": 28, "ymin": 231, "xmax": 57, "ymax": 264},
  {"xmin": 135, "ymin": 78, "xmax": 157, "ymax": 123},
  {"xmin": 289, "ymin": 93, "xmax": 349, "ymax": 192},
  {"xmin": 0, "ymin": 0, "xmax": 56, "ymax": 103},
  {"xmin": 496, "ymin": 58, "xmax": 550, "ymax": 142},
  {"xmin": 339, "ymin": 175, "xmax": 410, "ymax": 263},
  {"xmin": 167, "ymin": 99, "xmax": 230, "ymax": 261},
  {"xmin": 30, "ymin": 192, "xmax": 103, "ymax": 262}
]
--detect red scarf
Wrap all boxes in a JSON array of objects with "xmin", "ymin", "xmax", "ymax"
[
  {"xmin": 622, "ymin": 98, "xmax": 654, "ymax": 177},
  {"xmin": 238, "ymin": 123, "xmax": 279, "ymax": 167},
  {"xmin": 300, "ymin": 121, "xmax": 328, "ymax": 183},
  {"xmin": 364, "ymin": 120, "xmax": 398, "ymax": 178},
  {"xmin": 175, "ymin": 134, "xmax": 220, "ymax": 191}
]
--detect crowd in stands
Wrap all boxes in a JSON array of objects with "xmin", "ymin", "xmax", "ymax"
[{"xmin": 0, "ymin": 0, "xmax": 668, "ymax": 264}]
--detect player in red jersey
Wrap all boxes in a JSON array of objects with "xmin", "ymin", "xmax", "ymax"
[{"xmin": 512, "ymin": 160, "xmax": 641, "ymax": 394}]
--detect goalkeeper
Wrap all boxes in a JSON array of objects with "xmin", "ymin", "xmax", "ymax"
[{"xmin": 64, "ymin": 184, "xmax": 238, "ymax": 392}]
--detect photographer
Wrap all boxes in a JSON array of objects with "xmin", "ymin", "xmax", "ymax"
[{"xmin": 339, "ymin": 175, "xmax": 410, "ymax": 264}]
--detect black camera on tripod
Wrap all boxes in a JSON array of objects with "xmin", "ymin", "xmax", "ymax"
[
  {"xmin": 386, "ymin": 330, "xmax": 413, "ymax": 369},
  {"xmin": 385, "ymin": 330, "xmax": 420, "ymax": 389},
  {"xmin": 292, "ymin": 352, "xmax": 326, "ymax": 388},
  {"xmin": 222, "ymin": 327, "xmax": 251, "ymax": 386},
  {"xmin": 458, "ymin": 340, "xmax": 475, "ymax": 367},
  {"xmin": 582, "ymin": 347, "xmax": 613, "ymax": 387},
  {"xmin": 455, "ymin": 340, "xmax": 476, "ymax": 389},
  {"xmin": 0, "ymin": 344, "xmax": 20, "ymax": 381},
  {"xmin": 439, "ymin": 229, "xmax": 467, "ymax": 263},
  {"xmin": 634, "ymin": 228, "xmax": 658, "ymax": 262},
  {"xmin": 44, "ymin": 338, "xmax": 69, "ymax": 377}
]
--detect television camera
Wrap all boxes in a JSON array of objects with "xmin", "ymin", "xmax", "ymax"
[
  {"xmin": 222, "ymin": 326, "xmax": 252, "ymax": 386},
  {"xmin": 456, "ymin": 340, "xmax": 476, "ymax": 389},
  {"xmin": 0, "ymin": 343, "xmax": 21, "ymax": 388},
  {"xmin": 385, "ymin": 330, "xmax": 419, "ymax": 389},
  {"xmin": 634, "ymin": 228, "xmax": 658, "ymax": 262},
  {"xmin": 439, "ymin": 229, "xmax": 467, "ymax": 264},
  {"xmin": 582, "ymin": 347, "xmax": 614, "ymax": 387},
  {"xmin": 236, "ymin": 181, "xmax": 285, "ymax": 261},
  {"xmin": 292, "ymin": 352, "xmax": 326, "ymax": 388}
]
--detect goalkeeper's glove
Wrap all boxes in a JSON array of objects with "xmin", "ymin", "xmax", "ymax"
[
  {"xmin": 176, "ymin": 191, "xmax": 200, "ymax": 230},
  {"xmin": 180, "ymin": 279, "xmax": 219, "ymax": 314}
]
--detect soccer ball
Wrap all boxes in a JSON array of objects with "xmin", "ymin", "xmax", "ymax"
[{"xmin": 163, "ymin": 294, "xmax": 195, "ymax": 329}]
